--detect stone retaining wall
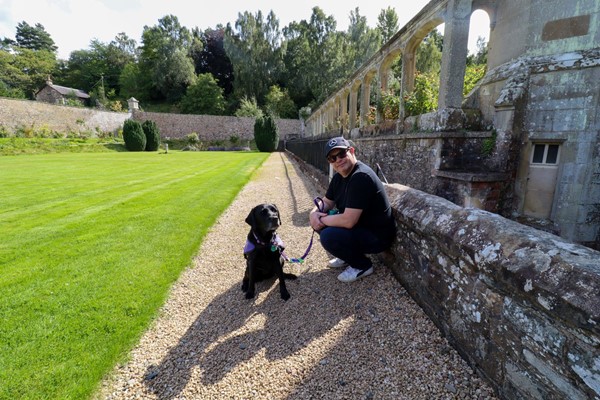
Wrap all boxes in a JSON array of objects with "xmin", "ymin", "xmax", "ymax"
[
  {"xmin": 131, "ymin": 110, "xmax": 302, "ymax": 141},
  {"xmin": 0, "ymin": 97, "xmax": 128, "ymax": 135},
  {"xmin": 0, "ymin": 98, "xmax": 302, "ymax": 141},
  {"xmin": 384, "ymin": 183, "xmax": 599, "ymax": 400}
]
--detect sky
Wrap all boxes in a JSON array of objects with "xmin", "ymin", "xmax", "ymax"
[{"xmin": 0, "ymin": 0, "xmax": 490, "ymax": 60}]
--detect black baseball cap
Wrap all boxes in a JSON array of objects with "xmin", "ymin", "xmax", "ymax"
[{"xmin": 324, "ymin": 137, "xmax": 351, "ymax": 157}]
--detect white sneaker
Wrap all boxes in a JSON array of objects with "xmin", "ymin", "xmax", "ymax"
[
  {"xmin": 328, "ymin": 257, "xmax": 349, "ymax": 268},
  {"xmin": 337, "ymin": 266, "xmax": 373, "ymax": 282}
]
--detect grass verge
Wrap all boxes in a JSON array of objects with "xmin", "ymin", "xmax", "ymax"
[{"xmin": 0, "ymin": 151, "xmax": 268, "ymax": 399}]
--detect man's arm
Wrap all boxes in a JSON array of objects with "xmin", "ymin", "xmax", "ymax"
[
  {"xmin": 320, "ymin": 207, "xmax": 362, "ymax": 229},
  {"xmin": 309, "ymin": 196, "xmax": 335, "ymax": 231}
]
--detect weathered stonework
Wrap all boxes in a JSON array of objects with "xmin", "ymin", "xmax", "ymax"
[
  {"xmin": 0, "ymin": 98, "xmax": 128, "ymax": 135},
  {"xmin": 302, "ymin": 0, "xmax": 600, "ymax": 249},
  {"xmin": 0, "ymin": 98, "xmax": 302, "ymax": 142},
  {"xmin": 383, "ymin": 183, "xmax": 599, "ymax": 400},
  {"xmin": 288, "ymin": 150, "xmax": 599, "ymax": 399},
  {"xmin": 131, "ymin": 110, "xmax": 301, "ymax": 142}
]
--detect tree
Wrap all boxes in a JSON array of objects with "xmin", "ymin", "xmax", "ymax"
[
  {"xmin": 142, "ymin": 120, "xmax": 161, "ymax": 151},
  {"xmin": 122, "ymin": 120, "xmax": 146, "ymax": 151},
  {"xmin": 59, "ymin": 34, "xmax": 137, "ymax": 104},
  {"xmin": 0, "ymin": 47, "xmax": 56, "ymax": 98},
  {"xmin": 234, "ymin": 96, "xmax": 263, "ymax": 118},
  {"xmin": 179, "ymin": 73, "xmax": 226, "ymax": 115},
  {"xmin": 346, "ymin": 7, "xmax": 381, "ymax": 70},
  {"xmin": 0, "ymin": 21, "xmax": 57, "ymax": 98},
  {"xmin": 377, "ymin": 7, "xmax": 399, "ymax": 43},
  {"xmin": 138, "ymin": 15, "xmax": 196, "ymax": 102},
  {"xmin": 191, "ymin": 27, "xmax": 234, "ymax": 97},
  {"xmin": 467, "ymin": 36, "xmax": 488, "ymax": 66},
  {"xmin": 254, "ymin": 113, "xmax": 279, "ymax": 152},
  {"xmin": 14, "ymin": 21, "xmax": 57, "ymax": 53},
  {"xmin": 416, "ymin": 29, "xmax": 443, "ymax": 75},
  {"xmin": 264, "ymin": 85, "xmax": 297, "ymax": 118},
  {"xmin": 118, "ymin": 62, "xmax": 142, "ymax": 100},
  {"xmin": 224, "ymin": 10, "xmax": 284, "ymax": 105},
  {"xmin": 282, "ymin": 7, "xmax": 344, "ymax": 107}
]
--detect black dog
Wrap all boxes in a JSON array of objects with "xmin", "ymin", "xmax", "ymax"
[{"xmin": 242, "ymin": 203, "xmax": 297, "ymax": 300}]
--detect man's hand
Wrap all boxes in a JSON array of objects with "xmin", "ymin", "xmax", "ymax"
[{"xmin": 309, "ymin": 210, "xmax": 327, "ymax": 231}]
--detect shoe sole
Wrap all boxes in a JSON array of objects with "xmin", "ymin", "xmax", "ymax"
[{"xmin": 337, "ymin": 267, "xmax": 373, "ymax": 282}]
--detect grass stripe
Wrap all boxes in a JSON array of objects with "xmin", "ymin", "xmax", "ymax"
[{"xmin": 0, "ymin": 151, "xmax": 268, "ymax": 399}]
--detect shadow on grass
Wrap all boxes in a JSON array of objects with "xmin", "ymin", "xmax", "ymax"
[{"xmin": 103, "ymin": 143, "xmax": 128, "ymax": 152}]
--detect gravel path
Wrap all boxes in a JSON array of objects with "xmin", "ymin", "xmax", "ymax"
[{"xmin": 99, "ymin": 152, "xmax": 498, "ymax": 400}]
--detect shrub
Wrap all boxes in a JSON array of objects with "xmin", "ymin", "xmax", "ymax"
[
  {"xmin": 142, "ymin": 120, "xmax": 160, "ymax": 151},
  {"xmin": 122, "ymin": 120, "xmax": 146, "ymax": 151},
  {"xmin": 235, "ymin": 96, "xmax": 263, "ymax": 118},
  {"xmin": 254, "ymin": 113, "xmax": 279, "ymax": 152},
  {"xmin": 377, "ymin": 91, "xmax": 401, "ymax": 120},
  {"xmin": 186, "ymin": 132, "xmax": 199, "ymax": 144},
  {"xmin": 403, "ymin": 72, "xmax": 439, "ymax": 117}
]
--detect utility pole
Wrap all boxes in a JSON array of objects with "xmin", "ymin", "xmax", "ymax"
[{"xmin": 100, "ymin": 74, "xmax": 106, "ymax": 102}]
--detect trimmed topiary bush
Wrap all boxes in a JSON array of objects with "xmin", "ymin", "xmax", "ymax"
[
  {"xmin": 253, "ymin": 113, "xmax": 279, "ymax": 152},
  {"xmin": 122, "ymin": 120, "xmax": 146, "ymax": 151},
  {"xmin": 142, "ymin": 120, "xmax": 160, "ymax": 151}
]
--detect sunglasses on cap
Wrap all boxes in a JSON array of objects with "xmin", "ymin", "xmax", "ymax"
[{"xmin": 327, "ymin": 148, "xmax": 349, "ymax": 163}]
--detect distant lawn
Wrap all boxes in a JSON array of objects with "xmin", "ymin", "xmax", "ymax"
[{"xmin": 0, "ymin": 151, "xmax": 268, "ymax": 399}]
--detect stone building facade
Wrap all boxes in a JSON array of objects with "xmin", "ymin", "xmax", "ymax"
[{"xmin": 34, "ymin": 78, "xmax": 90, "ymax": 106}]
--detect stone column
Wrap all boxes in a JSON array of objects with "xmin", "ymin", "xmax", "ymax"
[
  {"xmin": 438, "ymin": 0, "xmax": 471, "ymax": 109},
  {"xmin": 399, "ymin": 50, "xmax": 416, "ymax": 120},
  {"xmin": 359, "ymin": 72, "xmax": 375, "ymax": 127},
  {"xmin": 349, "ymin": 82, "xmax": 359, "ymax": 130},
  {"xmin": 340, "ymin": 90, "xmax": 349, "ymax": 133}
]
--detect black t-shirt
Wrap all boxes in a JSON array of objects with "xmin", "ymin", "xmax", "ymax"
[{"xmin": 325, "ymin": 161, "xmax": 395, "ymax": 239}]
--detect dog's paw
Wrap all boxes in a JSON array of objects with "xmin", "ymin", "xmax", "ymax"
[
  {"xmin": 280, "ymin": 290, "xmax": 290, "ymax": 301},
  {"xmin": 241, "ymin": 282, "xmax": 248, "ymax": 292},
  {"xmin": 245, "ymin": 291, "xmax": 255, "ymax": 299}
]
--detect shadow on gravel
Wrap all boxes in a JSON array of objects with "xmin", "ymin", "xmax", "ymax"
[
  {"xmin": 142, "ymin": 267, "xmax": 363, "ymax": 398},
  {"xmin": 278, "ymin": 152, "xmax": 326, "ymax": 227}
]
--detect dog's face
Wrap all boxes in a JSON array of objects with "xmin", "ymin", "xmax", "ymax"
[{"xmin": 245, "ymin": 203, "xmax": 281, "ymax": 235}]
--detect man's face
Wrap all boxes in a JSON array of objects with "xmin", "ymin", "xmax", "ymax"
[{"xmin": 327, "ymin": 147, "xmax": 356, "ymax": 177}]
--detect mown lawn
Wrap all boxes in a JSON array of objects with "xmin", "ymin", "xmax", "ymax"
[{"xmin": 0, "ymin": 151, "xmax": 268, "ymax": 399}]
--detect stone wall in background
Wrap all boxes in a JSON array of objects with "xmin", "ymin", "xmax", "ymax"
[
  {"xmin": 131, "ymin": 110, "xmax": 302, "ymax": 142},
  {"xmin": 0, "ymin": 97, "xmax": 128, "ymax": 135},
  {"xmin": 0, "ymin": 98, "xmax": 302, "ymax": 141}
]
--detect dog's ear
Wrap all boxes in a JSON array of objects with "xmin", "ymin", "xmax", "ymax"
[{"xmin": 245, "ymin": 206, "xmax": 256, "ymax": 227}]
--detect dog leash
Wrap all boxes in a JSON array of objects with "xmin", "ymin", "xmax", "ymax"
[
  {"xmin": 245, "ymin": 198, "xmax": 326, "ymax": 264},
  {"xmin": 280, "ymin": 197, "xmax": 328, "ymax": 264}
]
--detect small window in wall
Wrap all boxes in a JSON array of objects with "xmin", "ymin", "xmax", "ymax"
[{"xmin": 531, "ymin": 143, "xmax": 560, "ymax": 164}]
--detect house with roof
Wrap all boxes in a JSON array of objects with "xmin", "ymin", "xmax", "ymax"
[{"xmin": 35, "ymin": 77, "xmax": 90, "ymax": 106}]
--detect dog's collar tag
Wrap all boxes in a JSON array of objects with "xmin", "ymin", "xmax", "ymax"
[{"xmin": 271, "ymin": 234, "xmax": 285, "ymax": 252}]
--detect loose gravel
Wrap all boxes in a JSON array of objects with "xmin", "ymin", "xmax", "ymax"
[{"xmin": 98, "ymin": 152, "xmax": 498, "ymax": 400}]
